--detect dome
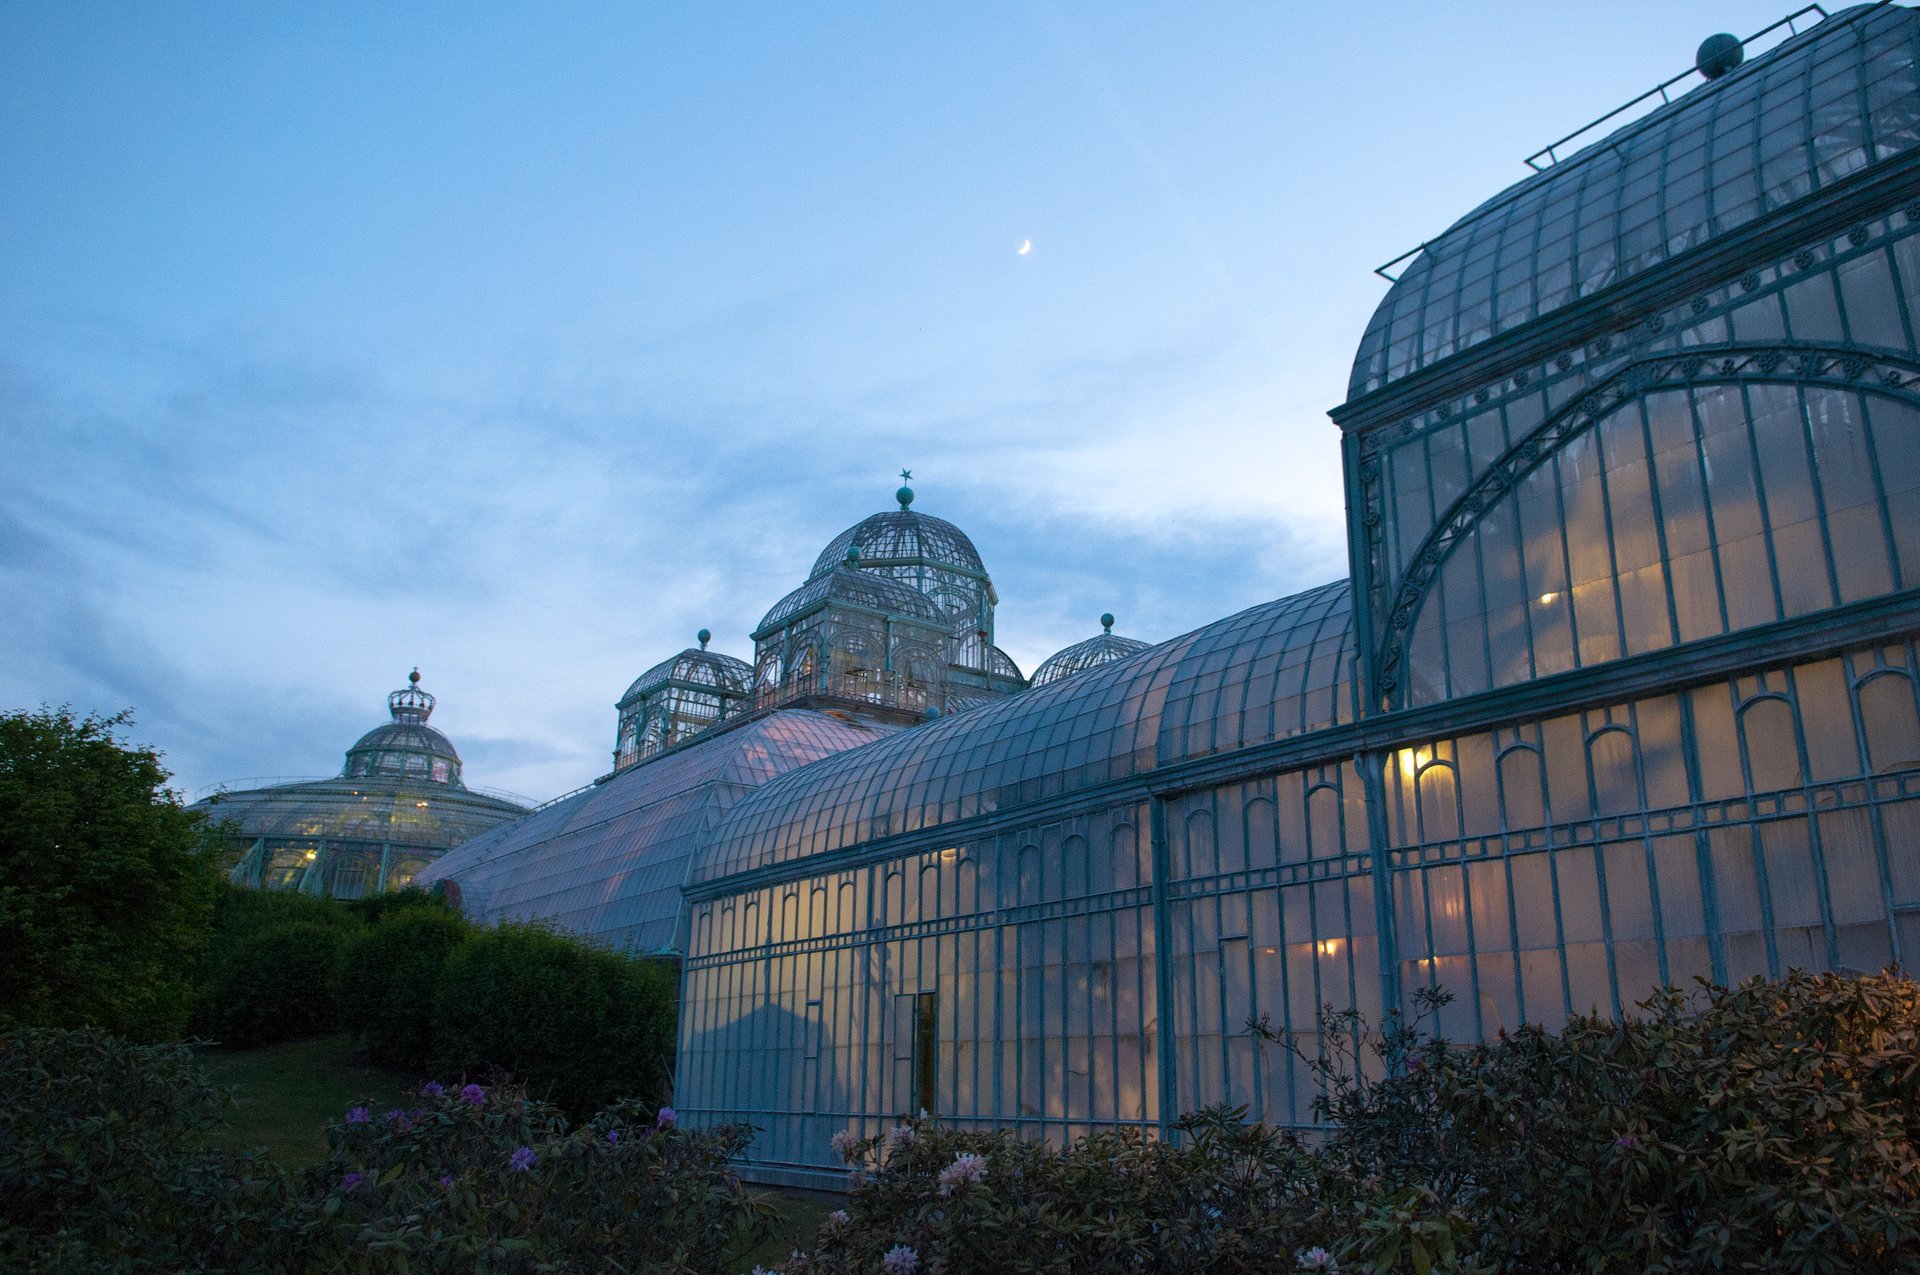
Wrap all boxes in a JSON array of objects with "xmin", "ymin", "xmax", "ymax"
[
  {"xmin": 618, "ymin": 645, "xmax": 752, "ymax": 709},
  {"xmin": 343, "ymin": 670, "xmax": 465, "ymax": 785},
  {"xmin": 1347, "ymin": 4, "xmax": 1920, "ymax": 400},
  {"xmin": 755, "ymin": 563, "xmax": 945, "ymax": 638},
  {"xmin": 1030, "ymin": 613, "xmax": 1152, "ymax": 687},
  {"xmin": 810, "ymin": 509, "xmax": 987, "ymax": 583}
]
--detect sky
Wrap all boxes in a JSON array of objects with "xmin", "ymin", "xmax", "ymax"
[{"xmin": 0, "ymin": 0, "xmax": 1813, "ymax": 803}]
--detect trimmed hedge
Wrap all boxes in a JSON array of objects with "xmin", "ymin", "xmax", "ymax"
[
  {"xmin": 431, "ymin": 922, "xmax": 677, "ymax": 1120},
  {"xmin": 339, "ymin": 905, "xmax": 471, "ymax": 1069}
]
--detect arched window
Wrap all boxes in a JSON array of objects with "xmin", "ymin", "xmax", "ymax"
[
  {"xmin": 1497, "ymin": 746, "xmax": 1548, "ymax": 830},
  {"xmin": 1738, "ymin": 696, "xmax": 1804, "ymax": 793},
  {"xmin": 1858, "ymin": 672, "xmax": 1920, "ymax": 772},
  {"xmin": 1587, "ymin": 728, "xmax": 1641, "ymax": 816}
]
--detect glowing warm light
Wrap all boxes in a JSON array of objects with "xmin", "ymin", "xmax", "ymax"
[
  {"xmin": 1017, "ymin": 239, "xmax": 1032, "ymax": 255},
  {"xmin": 940, "ymin": 847, "xmax": 960, "ymax": 862},
  {"xmin": 303, "ymin": 849, "xmax": 318, "ymax": 861},
  {"xmin": 1261, "ymin": 946, "xmax": 1279, "ymax": 955},
  {"xmin": 1395, "ymin": 745, "xmax": 1432, "ymax": 780},
  {"xmin": 1538, "ymin": 591, "xmax": 1561, "ymax": 605},
  {"xmin": 416, "ymin": 801, "xmax": 429, "ymax": 809},
  {"xmin": 1317, "ymin": 938, "xmax": 1343, "ymax": 957}
]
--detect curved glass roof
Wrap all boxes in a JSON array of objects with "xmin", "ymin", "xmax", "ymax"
[
  {"xmin": 1349, "ymin": 4, "xmax": 1920, "ymax": 400},
  {"xmin": 194, "ymin": 779, "xmax": 524, "ymax": 850},
  {"xmin": 695, "ymin": 580, "xmax": 1353, "ymax": 882},
  {"xmin": 811, "ymin": 508, "xmax": 987, "ymax": 581},
  {"xmin": 1031, "ymin": 618, "xmax": 1153, "ymax": 687},
  {"xmin": 755, "ymin": 564, "xmax": 946, "ymax": 637},
  {"xmin": 415, "ymin": 710, "xmax": 900, "ymax": 953},
  {"xmin": 619, "ymin": 646, "xmax": 752, "ymax": 708}
]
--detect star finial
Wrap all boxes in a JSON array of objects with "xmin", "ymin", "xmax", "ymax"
[{"xmin": 899, "ymin": 468, "xmax": 912, "ymax": 481}]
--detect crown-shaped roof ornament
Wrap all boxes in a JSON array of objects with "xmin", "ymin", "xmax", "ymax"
[{"xmin": 388, "ymin": 667, "xmax": 436, "ymax": 723}]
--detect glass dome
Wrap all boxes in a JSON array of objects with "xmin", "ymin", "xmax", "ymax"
[
  {"xmin": 810, "ymin": 499, "xmax": 988, "ymax": 582},
  {"xmin": 615, "ymin": 632, "xmax": 754, "ymax": 770},
  {"xmin": 1030, "ymin": 613, "xmax": 1153, "ymax": 687},
  {"xmin": 344, "ymin": 669, "xmax": 464, "ymax": 785},
  {"xmin": 755, "ymin": 561, "xmax": 946, "ymax": 638},
  {"xmin": 1348, "ymin": 3, "xmax": 1920, "ymax": 400}
]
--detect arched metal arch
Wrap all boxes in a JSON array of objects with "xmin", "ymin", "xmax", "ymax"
[{"xmin": 1376, "ymin": 344, "xmax": 1920, "ymax": 707}]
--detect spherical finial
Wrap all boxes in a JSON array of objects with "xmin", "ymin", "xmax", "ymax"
[
  {"xmin": 1697, "ymin": 33, "xmax": 1743, "ymax": 80},
  {"xmin": 896, "ymin": 485, "xmax": 914, "ymax": 510},
  {"xmin": 844, "ymin": 544, "xmax": 862, "ymax": 564},
  {"xmin": 409, "ymin": 667, "xmax": 421, "ymax": 685},
  {"xmin": 1101, "ymin": 613, "xmax": 1115, "ymax": 633},
  {"xmin": 697, "ymin": 628, "xmax": 711, "ymax": 649}
]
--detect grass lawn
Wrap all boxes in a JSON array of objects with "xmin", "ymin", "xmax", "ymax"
[
  {"xmin": 738, "ymin": 1187, "xmax": 840, "ymax": 1269},
  {"xmin": 196, "ymin": 1034, "xmax": 418, "ymax": 1168}
]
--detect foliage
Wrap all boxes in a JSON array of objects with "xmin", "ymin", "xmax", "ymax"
[
  {"xmin": 780, "ymin": 970, "xmax": 1920, "ymax": 1275},
  {"xmin": 1, "ymin": 1028, "xmax": 769, "ymax": 1274},
  {"xmin": 0, "ymin": 707, "xmax": 222, "ymax": 1040},
  {"xmin": 340, "ymin": 906, "xmax": 470, "ymax": 1069},
  {"xmin": 0, "ymin": 1027, "xmax": 297, "ymax": 1273},
  {"xmin": 302, "ymin": 1083, "xmax": 770, "ymax": 1273},
  {"xmin": 431, "ymin": 921, "xmax": 677, "ymax": 1119},
  {"xmin": 195, "ymin": 920, "xmax": 352, "ymax": 1048},
  {"xmin": 344, "ymin": 885, "xmax": 455, "ymax": 928}
]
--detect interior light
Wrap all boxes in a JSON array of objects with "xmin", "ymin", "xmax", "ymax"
[
  {"xmin": 303, "ymin": 849, "xmax": 317, "ymax": 861},
  {"xmin": 1538, "ymin": 591, "xmax": 1561, "ymax": 605},
  {"xmin": 939, "ymin": 847, "xmax": 960, "ymax": 862},
  {"xmin": 1317, "ymin": 938, "xmax": 1343, "ymax": 957}
]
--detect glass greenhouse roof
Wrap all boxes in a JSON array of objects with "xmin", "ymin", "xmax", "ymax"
[
  {"xmin": 811, "ymin": 507, "xmax": 988, "ymax": 580},
  {"xmin": 695, "ymin": 580, "xmax": 1353, "ymax": 882},
  {"xmin": 1349, "ymin": 3, "xmax": 1920, "ymax": 400},
  {"xmin": 619, "ymin": 645, "xmax": 752, "ymax": 708},
  {"xmin": 414, "ymin": 709, "xmax": 902, "ymax": 952},
  {"xmin": 756, "ymin": 563, "xmax": 946, "ymax": 637},
  {"xmin": 195, "ymin": 778, "xmax": 525, "ymax": 850}
]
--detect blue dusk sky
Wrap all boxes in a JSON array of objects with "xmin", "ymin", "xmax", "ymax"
[{"xmin": 1, "ymin": 1, "xmax": 1806, "ymax": 802}]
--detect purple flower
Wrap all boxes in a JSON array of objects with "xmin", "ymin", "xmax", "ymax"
[
  {"xmin": 937, "ymin": 1151, "xmax": 988, "ymax": 1196},
  {"xmin": 345, "ymin": 1106, "xmax": 371, "ymax": 1125},
  {"xmin": 606, "ymin": 1128, "xmax": 620, "ymax": 1144},
  {"xmin": 830, "ymin": 1129, "xmax": 861, "ymax": 1162},
  {"xmin": 438, "ymin": 1174, "xmax": 454, "ymax": 1189},
  {"xmin": 881, "ymin": 1244, "xmax": 920, "ymax": 1274},
  {"xmin": 421, "ymin": 1081, "xmax": 445, "ymax": 1098},
  {"xmin": 509, "ymin": 1145, "xmax": 537, "ymax": 1172},
  {"xmin": 383, "ymin": 1108, "xmax": 406, "ymax": 1123},
  {"xmin": 459, "ymin": 1083, "xmax": 485, "ymax": 1107},
  {"xmin": 656, "ymin": 1106, "xmax": 676, "ymax": 1127},
  {"xmin": 1297, "ymin": 1248, "xmax": 1337, "ymax": 1271},
  {"xmin": 341, "ymin": 1171, "xmax": 366, "ymax": 1191},
  {"xmin": 1615, "ymin": 1135, "xmax": 1641, "ymax": 1150}
]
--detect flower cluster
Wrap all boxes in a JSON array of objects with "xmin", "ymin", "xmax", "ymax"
[
  {"xmin": 459, "ymin": 1083, "xmax": 486, "ymax": 1107},
  {"xmin": 829, "ymin": 1130, "xmax": 861, "ymax": 1162},
  {"xmin": 936, "ymin": 1151, "xmax": 988, "ymax": 1196},
  {"xmin": 880, "ymin": 1243, "xmax": 920, "ymax": 1274},
  {"xmin": 509, "ymin": 1145, "xmax": 537, "ymax": 1172},
  {"xmin": 1297, "ymin": 1246, "xmax": 1337, "ymax": 1271}
]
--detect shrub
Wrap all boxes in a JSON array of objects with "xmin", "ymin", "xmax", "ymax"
[
  {"xmin": 0, "ymin": 1027, "xmax": 296, "ymax": 1272},
  {"xmin": 301, "ymin": 1083, "xmax": 769, "ymax": 1273},
  {"xmin": 195, "ymin": 920, "xmax": 351, "ymax": 1048},
  {"xmin": 340, "ymin": 905, "xmax": 470, "ymax": 1068},
  {"xmin": 431, "ymin": 922, "xmax": 676, "ymax": 1119},
  {"xmin": 346, "ymin": 884, "xmax": 454, "ymax": 928},
  {"xmin": 0, "ymin": 707, "xmax": 222, "ymax": 1040},
  {"xmin": 190, "ymin": 885, "xmax": 363, "ymax": 1046}
]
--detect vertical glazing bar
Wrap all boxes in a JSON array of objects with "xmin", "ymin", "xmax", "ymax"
[
  {"xmin": 1147, "ymin": 796, "xmax": 1178, "ymax": 1138},
  {"xmin": 1359, "ymin": 750, "xmax": 1402, "ymax": 1025}
]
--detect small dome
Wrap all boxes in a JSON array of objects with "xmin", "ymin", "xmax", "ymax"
[
  {"xmin": 620, "ymin": 645, "xmax": 753, "ymax": 708},
  {"xmin": 756, "ymin": 563, "xmax": 946, "ymax": 637},
  {"xmin": 1030, "ymin": 616, "xmax": 1152, "ymax": 687},
  {"xmin": 811, "ymin": 509, "xmax": 987, "ymax": 581},
  {"xmin": 344, "ymin": 671, "xmax": 465, "ymax": 785}
]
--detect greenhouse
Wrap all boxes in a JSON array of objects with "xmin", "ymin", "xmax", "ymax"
[
  {"xmin": 195, "ymin": 671, "xmax": 529, "ymax": 898},
  {"xmin": 424, "ymin": 3, "xmax": 1920, "ymax": 1188}
]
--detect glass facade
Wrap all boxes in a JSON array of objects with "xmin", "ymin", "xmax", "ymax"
[
  {"xmin": 196, "ymin": 672, "xmax": 528, "ymax": 898},
  {"xmin": 652, "ymin": 4, "xmax": 1920, "ymax": 1188}
]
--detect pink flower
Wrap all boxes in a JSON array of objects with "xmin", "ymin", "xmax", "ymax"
[
  {"xmin": 885, "ymin": 1124, "xmax": 915, "ymax": 1154},
  {"xmin": 1297, "ymin": 1247, "xmax": 1337, "ymax": 1271},
  {"xmin": 829, "ymin": 1130, "xmax": 861, "ymax": 1162},
  {"xmin": 881, "ymin": 1244, "xmax": 920, "ymax": 1274},
  {"xmin": 823, "ymin": 1208, "xmax": 850, "ymax": 1231},
  {"xmin": 937, "ymin": 1151, "xmax": 988, "ymax": 1196}
]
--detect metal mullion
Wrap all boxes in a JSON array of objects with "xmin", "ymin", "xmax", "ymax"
[
  {"xmin": 1550, "ymin": 448, "xmax": 1587, "ymax": 671},
  {"xmin": 1857, "ymin": 394, "xmax": 1911, "ymax": 587},
  {"xmin": 1737, "ymin": 382, "xmax": 1790, "ymax": 621},
  {"xmin": 1781, "ymin": 665, "xmax": 1843, "ymax": 969},
  {"xmin": 1590, "ymin": 407, "xmax": 1634, "ymax": 661},
  {"xmin": 1791, "ymin": 380, "xmax": 1848, "ymax": 609},
  {"xmin": 1635, "ymin": 396, "xmax": 1687, "ymax": 650},
  {"xmin": 1685, "ymin": 386, "xmax": 1737, "ymax": 635},
  {"xmin": 1733, "ymin": 694, "xmax": 1785, "ymax": 977},
  {"xmin": 1580, "ymin": 718, "xmax": 1626, "ymax": 1017}
]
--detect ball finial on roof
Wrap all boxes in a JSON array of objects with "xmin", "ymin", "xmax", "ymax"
[
  {"xmin": 1697, "ymin": 33, "xmax": 1743, "ymax": 80},
  {"xmin": 845, "ymin": 544, "xmax": 862, "ymax": 564},
  {"xmin": 896, "ymin": 485, "xmax": 914, "ymax": 510},
  {"xmin": 1101, "ymin": 613, "xmax": 1115, "ymax": 633},
  {"xmin": 697, "ymin": 628, "xmax": 711, "ymax": 649},
  {"xmin": 409, "ymin": 667, "xmax": 421, "ymax": 685}
]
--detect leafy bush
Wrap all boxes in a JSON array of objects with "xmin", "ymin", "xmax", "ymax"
[
  {"xmin": 780, "ymin": 970, "xmax": 1920, "ymax": 1275},
  {"xmin": 345, "ymin": 885, "xmax": 455, "ymax": 928},
  {"xmin": 302, "ymin": 1083, "xmax": 769, "ymax": 1272},
  {"xmin": 340, "ymin": 905, "xmax": 470, "ymax": 1069},
  {"xmin": 0, "ymin": 708, "xmax": 222, "ymax": 1040},
  {"xmin": 195, "ymin": 920, "xmax": 352, "ymax": 1048},
  {"xmin": 0, "ymin": 1027, "xmax": 296, "ymax": 1273},
  {"xmin": 431, "ymin": 922, "xmax": 676, "ymax": 1119}
]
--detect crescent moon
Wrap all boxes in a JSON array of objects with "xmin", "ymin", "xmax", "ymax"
[{"xmin": 1017, "ymin": 239, "xmax": 1032, "ymax": 255}]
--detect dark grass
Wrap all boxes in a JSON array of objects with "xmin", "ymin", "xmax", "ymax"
[
  {"xmin": 196, "ymin": 1034, "xmax": 416, "ymax": 1168},
  {"xmin": 736, "ymin": 1187, "xmax": 840, "ymax": 1269}
]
